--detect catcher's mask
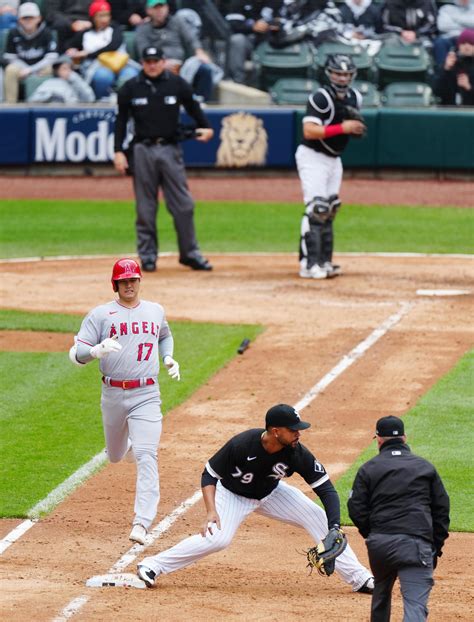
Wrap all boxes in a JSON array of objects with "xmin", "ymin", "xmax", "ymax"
[
  {"xmin": 324, "ymin": 54, "xmax": 357, "ymax": 96},
  {"xmin": 111, "ymin": 258, "xmax": 142, "ymax": 292}
]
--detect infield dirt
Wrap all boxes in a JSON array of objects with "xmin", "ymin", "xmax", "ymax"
[{"xmin": 0, "ymin": 177, "xmax": 473, "ymax": 621}]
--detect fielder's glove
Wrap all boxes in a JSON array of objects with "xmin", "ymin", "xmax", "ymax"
[
  {"xmin": 306, "ymin": 527, "xmax": 347, "ymax": 576},
  {"xmin": 163, "ymin": 355, "xmax": 180, "ymax": 381},
  {"xmin": 343, "ymin": 106, "xmax": 367, "ymax": 138},
  {"xmin": 90, "ymin": 337, "xmax": 122, "ymax": 359}
]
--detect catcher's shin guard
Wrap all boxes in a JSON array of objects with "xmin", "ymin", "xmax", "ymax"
[
  {"xmin": 328, "ymin": 194, "xmax": 342, "ymax": 220},
  {"xmin": 300, "ymin": 213, "xmax": 324, "ymax": 269},
  {"xmin": 321, "ymin": 220, "xmax": 334, "ymax": 264}
]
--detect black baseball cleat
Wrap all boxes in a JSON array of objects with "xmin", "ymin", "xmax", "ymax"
[
  {"xmin": 141, "ymin": 262, "xmax": 156, "ymax": 272},
  {"xmin": 179, "ymin": 254, "xmax": 213, "ymax": 271},
  {"xmin": 357, "ymin": 577, "xmax": 374, "ymax": 594},
  {"xmin": 137, "ymin": 564, "xmax": 157, "ymax": 588}
]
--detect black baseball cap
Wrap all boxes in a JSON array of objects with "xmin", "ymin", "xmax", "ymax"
[
  {"xmin": 374, "ymin": 416, "xmax": 405, "ymax": 438},
  {"xmin": 141, "ymin": 46, "xmax": 165, "ymax": 61},
  {"xmin": 265, "ymin": 404, "xmax": 311, "ymax": 430}
]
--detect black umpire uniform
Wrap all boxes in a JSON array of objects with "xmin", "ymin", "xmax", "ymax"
[
  {"xmin": 348, "ymin": 416, "xmax": 450, "ymax": 622},
  {"xmin": 114, "ymin": 46, "xmax": 213, "ymax": 273}
]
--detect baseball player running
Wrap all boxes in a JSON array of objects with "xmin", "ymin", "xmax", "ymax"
[
  {"xmin": 68, "ymin": 258, "xmax": 180, "ymax": 545},
  {"xmin": 137, "ymin": 404, "xmax": 374, "ymax": 594},
  {"xmin": 296, "ymin": 54, "xmax": 366, "ymax": 279}
]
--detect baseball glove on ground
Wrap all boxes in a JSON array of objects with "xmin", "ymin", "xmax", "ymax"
[
  {"xmin": 343, "ymin": 106, "xmax": 367, "ymax": 138},
  {"xmin": 306, "ymin": 527, "xmax": 347, "ymax": 576}
]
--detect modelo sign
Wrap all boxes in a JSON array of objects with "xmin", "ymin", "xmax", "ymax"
[{"xmin": 32, "ymin": 109, "xmax": 116, "ymax": 163}]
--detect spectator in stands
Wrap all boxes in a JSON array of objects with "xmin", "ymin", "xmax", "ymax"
[
  {"xmin": 219, "ymin": 1, "xmax": 282, "ymax": 84},
  {"xmin": 379, "ymin": 0, "xmax": 438, "ymax": 47},
  {"xmin": 434, "ymin": 0, "xmax": 474, "ymax": 68},
  {"xmin": 111, "ymin": 0, "xmax": 147, "ymax": 30},
  {"xmin": 28, "ymin": 54, "xmax": 95, "ymax": 102},
  {"xmin": 340, "ymin": 0, "xmax": 382, "ymax": 40},
  {"xmin": 269, "ymin": 0, "xmax": 345, "ymax": 49},
  {"xmin": 435, "ymin": 28, "xmax": 474, "ymax": 105},
  {"xmin": 3, "ymin": 2, "xmax": 58, "ymax": 103},
  {"xmin": 44, "ymin": 0, "xmax": 92, "ymax": 53},
  {"xmin": 0, "ymin": 0, "xmax": 18, "ymax": 31},
  {"xmin": 65, "ymin": 0, "xmax": 139, "ymax": 101},
  {"xmin": 135, "ymin": 0, "xmax": 221, "ymax": 101}
]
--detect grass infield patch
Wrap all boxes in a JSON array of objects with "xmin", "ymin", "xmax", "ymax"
[
  {"xmin": 335, "ymin": 349, "xmax": 474, "ymax": 533},
  {"xmin": 0, "ymin": 199, "xmax": 472, "ymax": 258},
  {"xmin": 0, "ymin": 312, "xmax": 262, "ymax": 517}
]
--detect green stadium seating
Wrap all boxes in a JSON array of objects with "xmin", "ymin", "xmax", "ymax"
[
  {"xmin": 374, "ymin": 43, "xmax": 431, "ymax": 88},
  {"xmin": 252, "ymin": 40, "xmax": 315, "ymax": 91},
  {"xmin": 270, "ymin": 77, "xmax": 320, "ymax": 105},
  {"xmin": 354, "ymin": 80, "xmax": 380, "ymax": 107},
  {"xmin": 123, "ymin": 31, "xmax": 138, "ymax": 61},
  {"xmin": 381, "ymin": 81, "xmax": 434, "ymax": 107},
  {"xmin": 314, "ymin": 41, "xmax": 373, "ymax": 80},
  {"xmin": 23, "ymin": 75, "xmax": 50, "ymax": 100}
]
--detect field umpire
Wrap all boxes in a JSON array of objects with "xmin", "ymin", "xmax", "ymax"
[
  {"xmin": 348, "ymin": 416, "xmax": 450, "ymax": 621},
  {"xmin": 114, "ymin": 46, "xmax": 214, "ymax": 273}
]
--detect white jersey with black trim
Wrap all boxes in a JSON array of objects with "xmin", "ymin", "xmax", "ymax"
[
  {"xmin": 302, "ymin": 86, "xmax": 362, "ymax": 157},
  {"xmin": 206, "ymin": 428, "xmax": 329, "ymax": 500}
]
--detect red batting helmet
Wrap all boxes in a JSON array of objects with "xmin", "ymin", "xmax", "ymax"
[{"xmin": 111, "ymin": 258, "xmax": 142, "ymax": 292}]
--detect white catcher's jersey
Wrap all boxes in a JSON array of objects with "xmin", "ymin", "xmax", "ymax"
[{"xmin": 76, "ymin": 299, "xmax": 171, "ymax": 379}]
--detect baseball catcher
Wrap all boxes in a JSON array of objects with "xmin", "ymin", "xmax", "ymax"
[{"xmin": 306, "ymin": 526, "xmax": 348, "ymax": 576}]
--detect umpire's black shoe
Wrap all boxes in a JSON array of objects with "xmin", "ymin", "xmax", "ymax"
[
  {"xmin": 357, "ymin": 577, "xmax": 374, "ymax": 594},
  {"xmin": 179, "ymin": 254, "xmax": 213, "ymax": 271},
  {"xmin": 141, "ymin": 261, "xmax": 156, "ymax": 273}
]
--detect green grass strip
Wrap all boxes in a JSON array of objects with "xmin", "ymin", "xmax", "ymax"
[
  {"xmin": 1, "ymin": 199, "xmax": 472, "ymax": 257},
  {"xmin": 0, "ymin": 319, "xmax": 262, "ymax": 517},
  {"xmin": 335, "ymin": 349, "xmax": 474, "ymax": 532}
]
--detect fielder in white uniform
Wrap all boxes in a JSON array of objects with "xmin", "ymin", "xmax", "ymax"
[
  {"xmin": 296, "ymin": 53, "xmax": 365, "ymax": 280},
  {"xmin": 69, "ymin": 258, "xmax": 180, "ymax": 545},
  {"xmin": 137, "ymin": 404, "xmax": 374, "ymax": 594}
]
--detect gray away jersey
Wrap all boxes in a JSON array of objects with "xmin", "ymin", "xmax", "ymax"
[
  {"xmin": 206, "ymin": 428, "xmax": 329, "ymax": 500},
  {"xmin": 76, "ymin": 299, "xmax": 171, "ymax": 379}
]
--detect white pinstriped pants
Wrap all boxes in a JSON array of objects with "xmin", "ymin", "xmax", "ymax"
[{"xmin": 142, "ymin": 481, "xmax": 371, "ymax": 591}]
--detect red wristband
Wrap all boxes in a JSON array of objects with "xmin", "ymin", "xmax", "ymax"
[{"xmin": 324, "ymin": 123, "xmax": 344, "ymax": 138}]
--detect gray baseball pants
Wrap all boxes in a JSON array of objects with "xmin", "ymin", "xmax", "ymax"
[
  {"xmin": 133, "ymin": 142, "xmax": 199, "ymax": 265},
  {"xmin": 101, "ymin": 384, "xmax": 162, "ymax": 530},
  {"xmin": 366, "ymin": 533, "xmax": 435, "ymax": 622}
]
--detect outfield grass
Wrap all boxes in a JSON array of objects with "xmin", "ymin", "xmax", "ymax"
[
  {"xmin": 335, "ymin": 349, "xmax": 474, "ymax": 532},
  {"xmin": 0, "ymin": 313, "xmax": 262, "ymax": 517},
  {"xmin": 1, "ymin": 199, "xmax": 472, "ymax": 258}
]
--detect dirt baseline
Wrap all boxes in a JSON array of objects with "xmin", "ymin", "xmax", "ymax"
[{"xmin": 0, "ymin": 176, "xmax": 473, "ymax": 621}]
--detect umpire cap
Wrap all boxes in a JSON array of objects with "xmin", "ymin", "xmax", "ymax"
[
  {"xmin": 141, "ymin": 46, "xmax": 165, "ymax": 61},
  {"xmin": 265, "ymin": 404, "xmax": 311, "ymax": 430},
  {"xmin": 374, "ymin": 416, "xmax": 405, "ymax": 438}
]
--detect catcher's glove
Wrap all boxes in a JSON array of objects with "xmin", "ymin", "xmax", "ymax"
[
  {"xmin": 343, "ymin": 106, "xmax": 367, "ymax": 138},
  {"xmin": 306, "ymin": 527, "xmax": 347, "ymax": 577}
]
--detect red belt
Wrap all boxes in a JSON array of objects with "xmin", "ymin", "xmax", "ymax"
[{"xmin": 102, "ymin": 377, "xmax": 155, "ymax": 390}]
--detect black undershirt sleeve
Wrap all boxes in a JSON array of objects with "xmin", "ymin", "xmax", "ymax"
[
  {"xmin": 314, "ymin": 479, "xmax": 341, "ymax": 529},
  {"xmin": 201, "ymin": 468, "xmax": 218, "ymax": 488}
]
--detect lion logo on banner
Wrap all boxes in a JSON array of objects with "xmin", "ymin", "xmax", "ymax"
[{"xmin": 216, "ymin": 112, "xmax": 268, "ymax": 168}]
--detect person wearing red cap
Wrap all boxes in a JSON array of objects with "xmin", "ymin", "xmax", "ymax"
[
  {"xmin": 435, "ymin": 28, "xmax": 474, "ymax": 105},
  {"xmin": 69, "ymin": 258, "xmax": 181, "ymax": 545},
  {"xmin": 64, "ymin": 0, "xmax": 140, "ymax": 100}
]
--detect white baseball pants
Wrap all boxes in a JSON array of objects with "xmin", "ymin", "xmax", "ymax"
[
  {"xmin": 295, "ymin": 144, "xmax": 343, "ymax": 204},
  {"xmin": 101, "ymin": 385, "xmax": 162, "ymax": 530},
  {"xmin": 142, "ymin": 480, "xmax": 371, "ymax": 591}
]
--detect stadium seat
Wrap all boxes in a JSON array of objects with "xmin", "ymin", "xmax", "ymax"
[
  {"xmin": 315, "ymin": 41, "xmax": 373, "ymax": 80},
  {"xmin": 374, "ymin": 43, "xmax": 431, "ymax": 88},
  {"xmin": 270, "ymin": 78, "xmax": 320, "ymax": 105},
  {"xmin": 123, "ymin": 31, "xmax": 138, "ymax": 61},
  {"xmin": 381, "ymin": 81, "xmax": 434, "ymax": 107},
  {"xmin": 23, "ymin": 75, "xmax": 50, "ymax": 100},
  {"xmin": 354, "ymin": 80, "xmax": 380, "ymax": 107},
  {"xmin": 252, "ymin": 40, "xmax": 315, "ymax": 91}
]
